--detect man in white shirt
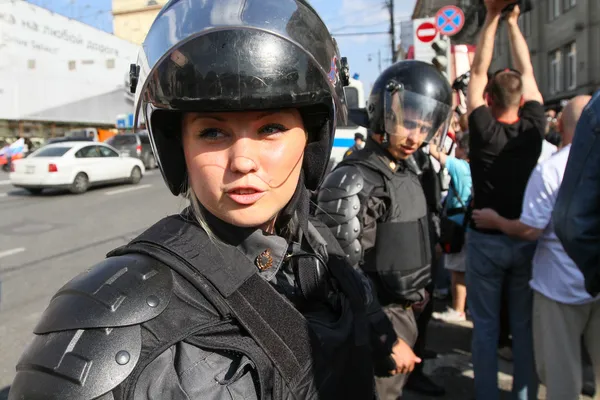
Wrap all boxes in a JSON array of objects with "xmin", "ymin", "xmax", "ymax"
[
  {"xmin": 538, "ymin": 139, "xmax": 557, "ymax": 164},
  {"xmin": 472, "ymin": 96, "xmax": 599, "ymax": 400}
]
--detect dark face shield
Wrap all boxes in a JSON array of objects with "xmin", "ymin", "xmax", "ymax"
[{"xmin": 383, "ymin": 83, "xmax": 452, "ymax": 148}]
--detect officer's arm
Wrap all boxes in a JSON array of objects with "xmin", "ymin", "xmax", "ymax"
[
  {"xmin": 8, "ymin": 254, "xmax": 174, "ymax": 400},
  {"xmin": 315, "ymin": 165, "xmax": 385, "ymax": 267},
  {"xmin": 315, "ymin": 166, "xmax": 403, "ymax": 369}
]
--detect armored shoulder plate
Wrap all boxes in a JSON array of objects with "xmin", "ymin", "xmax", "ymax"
[
  {"xmin": 8, "ymin": 254, "xmax": 174, "ymax": 400},
  {"xmin": 10, "ymin": 325, "xmax": 141, "ymax": 400},
  {"xmin": 34, "ymin": 253, "xmax": 173, "ymax": 334},
  {"xmin": 316, "ymin": 165, "xmax": 366, "ymax": 266}
]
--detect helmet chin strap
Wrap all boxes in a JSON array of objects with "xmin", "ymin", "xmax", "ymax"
[{"xmin": 381, "ymin": 132, "xmax": 390, "ymax": 148}]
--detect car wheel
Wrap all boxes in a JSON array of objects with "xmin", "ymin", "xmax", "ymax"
[
  {"xmin": 70, "ymin": 173, "xmax": 89, "ymax": 194},
  {"xmin": 148, "ymin": 155, "xmax": 157, "ymax": 169},
  {"xmin": 26, "ymin": 188, "xmax": 43, "ymax": 195},
  {"xmin": 130, "ymin": 166, "xmax": 142, "ymax": 184}
]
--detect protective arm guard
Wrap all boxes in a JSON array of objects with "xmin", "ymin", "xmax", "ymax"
[
  {"xmin": 9, "ymin": 254, "xmax": 174, "ymax": 400},
  {"xmin": 315, "ymin": 165, "xmax": 365, "ymax": 267}
]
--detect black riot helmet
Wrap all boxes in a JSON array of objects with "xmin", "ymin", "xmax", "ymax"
[
  {"xmin": 130, "ymin": 0, "xmax": 350, "ymax": 195},
  {"xmin": 350, "ymin": 60, "xmax": 453, "ymax": 148}
]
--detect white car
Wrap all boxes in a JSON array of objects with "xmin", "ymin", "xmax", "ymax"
[{"xmin": 9, "ymin": 141, "xmax": 145, "ymax": 195}]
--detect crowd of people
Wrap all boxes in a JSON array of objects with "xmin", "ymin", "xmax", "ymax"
[{"xmin": 429, "ymin": 1, "xmax": 599, "ymax": 399}]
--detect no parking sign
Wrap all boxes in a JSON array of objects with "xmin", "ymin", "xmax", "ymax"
[{"xmin": 436, "ymin": 5, "xmax": 464, "ymax": 37}]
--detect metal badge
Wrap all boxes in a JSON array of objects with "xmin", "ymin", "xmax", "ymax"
[{"xmin": 256, "ymin": 249, "xmax": 274, "ymax": 271}]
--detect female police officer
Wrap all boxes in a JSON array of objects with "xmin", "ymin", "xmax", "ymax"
[{"xmin": 8, "ymin": 1, "xmax": 404, "ymax": 399}]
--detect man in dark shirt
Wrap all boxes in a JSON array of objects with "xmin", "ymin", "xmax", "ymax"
[{"xmin": 465, "ymin": 2, "xmax": 545, "ymax": 400}]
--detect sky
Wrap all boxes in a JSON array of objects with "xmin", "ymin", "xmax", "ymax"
[{"xmin": 26, "ymin": 0, "xmax": 417, "ymax": 91}]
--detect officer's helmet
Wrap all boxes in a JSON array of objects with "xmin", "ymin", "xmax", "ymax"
[
  {"xmin": 350, "ymin": 60, "xmax": 453, "ymax": 148},
  {"xmin": 130, "ymin": 0, "xmax": 350, "ymax": 195}
]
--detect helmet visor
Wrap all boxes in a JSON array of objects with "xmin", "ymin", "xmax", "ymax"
[{"xmin": 383, "ymin": 85, "xmax": 452, "ymax": 147}]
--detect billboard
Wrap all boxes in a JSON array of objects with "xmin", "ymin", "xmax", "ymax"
[{"xmin": 0, "ymin": 1, "xmax": 140, "ymax": 121}]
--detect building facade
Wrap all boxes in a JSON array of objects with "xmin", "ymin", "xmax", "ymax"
[
  {"xmin": 0, "ymin": 1, "xmax": 140, "ymax": 139},
  {"xmin": 489, "ymin": 0, "xmax": 600, "ymax": 108},
  {"xmin": 112, "ymin": 0, "xmax": 167, "ymax": 45}
]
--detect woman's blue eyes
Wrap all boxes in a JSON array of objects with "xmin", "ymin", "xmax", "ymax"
[
  {"xmin": 259, "ymin": 124, "xmax": 286, "ymax": 134},
  {"xmin": 198, "ymin": 124, "xmax": 287, "ymax": 139},
  {"xmin": 198, "ymin": 129, "xmax": 226, "ymax": 139}
]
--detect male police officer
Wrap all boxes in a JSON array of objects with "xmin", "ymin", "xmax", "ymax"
[
  {"xmin": 344, "ymin": 132, "xmax": 366, "ymax": 159},
  {"xmin": 316, "ymin": 60, "xmax": 453, "ymax": 399}
]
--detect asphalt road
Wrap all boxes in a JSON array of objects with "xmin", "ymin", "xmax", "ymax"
[{"xmin": 0, "ymin": 169, "xmax": 184, "ymax": 391}]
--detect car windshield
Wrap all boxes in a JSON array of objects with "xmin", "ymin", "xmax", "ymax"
[
  {"xmin": 66, "ymin": 130, "xmax": 90, "ymax": 138},
  {"xmin": 108, "ymin": 135, "xmax": 137, "ymax": 146},
  {"xmin": 31, "ymin": 147, "xmax": 71, "ymax": 157}
]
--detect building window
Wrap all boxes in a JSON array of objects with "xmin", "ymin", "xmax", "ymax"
[
  {"xmin": 106, "ymin": 59, "xmax": 115, "ymax": 69},
  {"xmin": 549, "ymin": 49, "xmax": 562, "ymax": 94},
  {"xmin": 68, "ymin": 60, "xmax": 76, "ymax": 70},
  {"xmin": 548, "ymin": 0, "xmax": 560, "ymax": 21},
  {"xmin": 566, "ymin": 42, "xmax": 576, "ymax": 90},
  {"xmin": 518, "ymin": 12, "xmax": 531, "ymax": 37},
  {"xmin": 564, "ymin": 0, "xmax": 576, "ymax": 10},
  {"xmin": 27, "ymin": 59, "xmax": 35, "ymax": 69}
]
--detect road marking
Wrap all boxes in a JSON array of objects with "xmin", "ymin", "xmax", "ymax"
[
  {"xmin": 0, "ymin": 193, "xmax": 7, "ymax": 198},
  {"xmin": 0, "ymin": 247, "xmax": 25, "ymax": 259},
  {"xmin": 0, "ymin": 180, "xmax": 10, "ymax": 185},
  {"xmin": 105, "ymin": 184, "xmax": 152, "ymax": 196}
]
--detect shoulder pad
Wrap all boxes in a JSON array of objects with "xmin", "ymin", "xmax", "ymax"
[
  {"xmin": 316, "ymin": 166, "xmax": 365, "ymax": 266},
  {"xmin": 317, "ymin": 165, "xmax": 365, "ymax": 202},
  {"xmin": 34, "ymin": 253, "xmax": 173, "ymax": 334},
  {"xmin": 10, "ymin": 325, "xmax": 140, "ymax": 400}
]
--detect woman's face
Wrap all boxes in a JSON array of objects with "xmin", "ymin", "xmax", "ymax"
[{"xmin": 182, "ymin": 109, "xmax": 307, "ymax": 230}]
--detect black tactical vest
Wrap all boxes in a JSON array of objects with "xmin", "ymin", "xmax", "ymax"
[
  {"xmin": 337, "ymin": 151, "xmax": 432, "ymax": 305},
  {"xmin": 107, "ymin": 215, "xmax": 376, "ymax": 400}
]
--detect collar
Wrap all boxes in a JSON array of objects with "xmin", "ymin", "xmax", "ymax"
[
  {"xmin": 198, "ymin": 206, "xmax": 290, "ymax": 281},
  {"xmin": 364, "ymin": 137, "xmax": 403, "ymax": 176}
]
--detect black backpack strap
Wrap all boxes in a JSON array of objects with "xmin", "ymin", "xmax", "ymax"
[{"xmin": 118, "ymin": 215, "xmax": 313, "ymax": 386}]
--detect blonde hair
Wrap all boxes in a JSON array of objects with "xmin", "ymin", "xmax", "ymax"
[{"xmin": 183, "ymin": 181, "xmax": 219, "ymax": 243}]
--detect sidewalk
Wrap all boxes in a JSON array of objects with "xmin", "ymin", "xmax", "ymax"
[{"xmin": 402, "ymin": 303, "xmax": 595, "ymax": 400}]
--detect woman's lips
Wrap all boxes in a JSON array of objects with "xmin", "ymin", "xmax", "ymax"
[{"xmin": 225, "ymin": 188, "xmax": 266, "ymax": 205}]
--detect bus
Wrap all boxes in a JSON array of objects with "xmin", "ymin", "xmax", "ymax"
[{"xmin": 330, "ymin": 78, "xmax": 367, "ymax": 167}]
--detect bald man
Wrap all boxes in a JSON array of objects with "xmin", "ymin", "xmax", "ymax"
[
  {"xmin": 472, "ymin": 95, "xmax": 598, "ymax": 400},
  {"xmin": 554, "ymin": 91, "xmax": 600, "ymax": 299}
]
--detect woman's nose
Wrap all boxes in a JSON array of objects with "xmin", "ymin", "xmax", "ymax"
[{"xmin": 229, "ymin": 138, "xmax": 259, "ymax": 174}]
